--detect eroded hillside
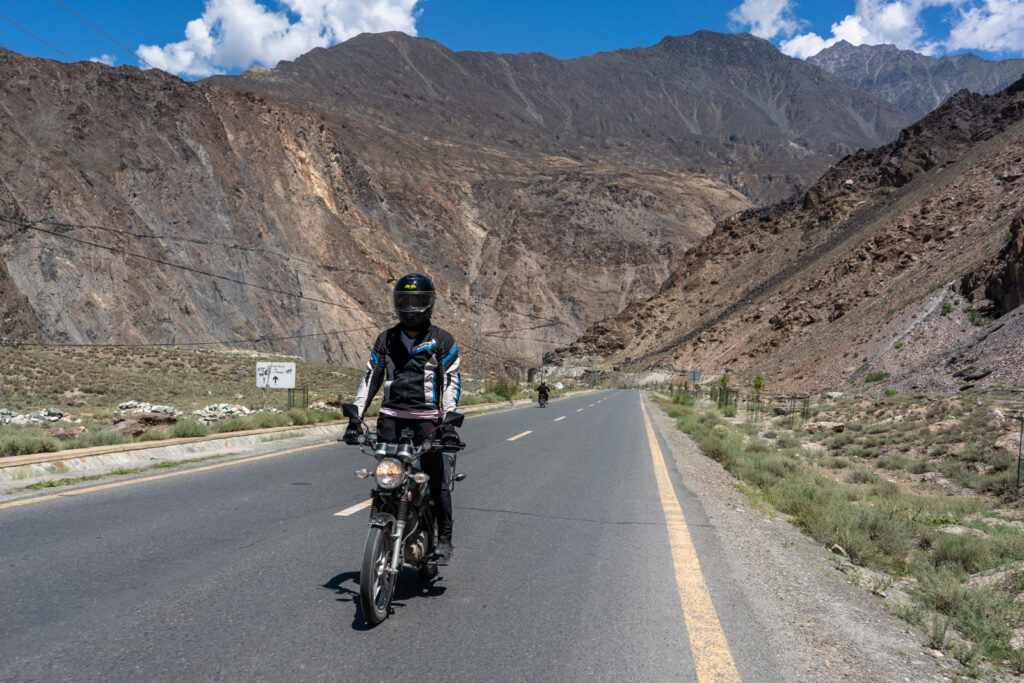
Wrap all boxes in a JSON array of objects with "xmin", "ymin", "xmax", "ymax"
[
  {"xmin": 0, "ymin": 47, "xmax": 747, "ymax": 372},
  {"xmin": 569, "ymin": 78, "xmax": 1024, "ymax": 393}
]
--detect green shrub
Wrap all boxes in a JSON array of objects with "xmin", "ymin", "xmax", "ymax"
[
  {"xmin": 486, "ymin": 376, "xmax": 519, "ymax": 403},
  {"xmin": 0, "ymin": 433, "xmax": 62, "ymax": 458},
  {"xmin": 777, "ymin": 433, "xmax": 801, "ymax": 449},
  {"xmin": 969, "ymin": 310, "xmax": 995, "ymax": 327},
  {"xmin": 931, "ymin": 533, "xmax": 990, "ymax": 573},
  {"xmin": 847, "ymin": 468, "xmax": 881, "ymax": 484},
  {"xmin": 865, "ymin": 371, "xmax": 891, "ymax": 383},
  {"xmin": 169, "ymin": 419, "xmax": 210, "ymax": 438},
  {"xmin": 136, "ymin": 430, "xmax": 169, "ymax": 442},
  {"xmin": 68, "ymin": 430, "xmax": 130, "ymax": 449}
]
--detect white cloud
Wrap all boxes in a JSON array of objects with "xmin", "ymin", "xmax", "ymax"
[
  {"xmin": 728, "ymin": 0, "xmax": 802, "ymax": 38},
  {"xmin": 137, "ymin": 0, "xmax": 420, "ymax": 77},
  {"xmin": 770, "ymin": 0, "xmax": 1024, "ymax": 59},
  {"xmin": 947, "ymin": 0, "xmax": 1024, "ymax": 54},
  {"xmin": 89, "ymin": 54, "xmax": 116, "ymax": 66}
]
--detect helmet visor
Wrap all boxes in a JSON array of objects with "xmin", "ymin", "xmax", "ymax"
[{"xmin": 394, "ymin": 290, "xmax": 434, "ymax": 313}]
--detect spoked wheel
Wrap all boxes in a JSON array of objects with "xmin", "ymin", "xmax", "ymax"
[{"xmin": 360, "ymin": 526, "xmax": 396, "ymax": 625}]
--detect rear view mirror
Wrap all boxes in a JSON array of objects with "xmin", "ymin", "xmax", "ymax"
[
  {"xmin": 443, "ymin": 412, "xmax": 465, "ymax": 428},
  {"xmin": 342, "ymin": 404, "xmax": 360, "ymax": 420}
]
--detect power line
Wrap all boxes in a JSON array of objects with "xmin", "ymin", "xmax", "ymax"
[
  {"xmin": 0, "ymin": 12, "xmax": 74, "ymax": 61},
  {"xmin": 51, "ymin": 0, "xmax": 153, "ymax": 68},
  {"xmin": 0, "ymin": 216, "xmax": 387, "ymax": 317},
  {"xmin": 7, "ymin": 325, "xmax": 382, "ymax": 349},
  {"xmin": 19, "ymin": 216, "xmax": 387, "ymax": 281}
]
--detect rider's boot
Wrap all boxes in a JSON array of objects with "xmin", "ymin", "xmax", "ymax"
[{"xmin": 435, "ymin": 538, "xmax": 453, "ymax": 564}]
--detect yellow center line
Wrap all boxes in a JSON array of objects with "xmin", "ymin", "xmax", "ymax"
[
  {"xmin": 588, "ymin": 403, "xmax": 595, "ymax": 407},
  {"xmin": 336, "ymin": 499, "xmax": 372, "ymax": 516},
  {"xmin": 507, "ymin": 430, "xmax": 532, "ymax": 441},
  {"xmin": 0, "ymin": 442, "xmax": 331, "ymax": 511},
  {"xmin": 576, "ymin": 408, "xmax": 584, "ymax": 413},
  {"xmin": 554, "ymin": 416, "xmax": 566, "ymax": 422},
  {"xmin": 639, "ymin": 398, "xmax": 740, "ymax": 683}
]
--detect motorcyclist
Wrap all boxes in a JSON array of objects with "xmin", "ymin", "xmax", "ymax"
[
  {"xmin": 344, "ymin": 273, "xmax": 462, "ymax": 563},
  {"xmin": 538, "ymin": 380, "xmax": 549, "ymax": 405}
]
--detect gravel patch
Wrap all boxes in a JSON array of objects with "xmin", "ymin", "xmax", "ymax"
[{"xmin": 647, "ymin": 396, "xmax": 953, "ymax": 682}]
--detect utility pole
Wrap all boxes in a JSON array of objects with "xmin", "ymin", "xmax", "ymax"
[{"xmin": 475, "ymin": 273, "xmax": 483, "ymax": 392}]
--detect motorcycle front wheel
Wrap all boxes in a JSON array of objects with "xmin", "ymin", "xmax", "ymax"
[{"xmin": 360, "ymin": 526, "xmax": 396, "ymax": 625}]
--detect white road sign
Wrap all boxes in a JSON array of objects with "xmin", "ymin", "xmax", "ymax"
[{"xmin": 256, "ymin": 362, "xmax": 296, "ymax": 389}]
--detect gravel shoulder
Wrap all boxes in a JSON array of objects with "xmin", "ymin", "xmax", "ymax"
[{"xmin": 646, "ymin": 395, "xmax": 952, "ymax": 682}]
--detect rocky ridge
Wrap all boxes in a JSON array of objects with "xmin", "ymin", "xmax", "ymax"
[
  {"xmin": 567, "ymin": 76, "xmax": 1024, "ymax": 393},
  {"xmin": 810, "ymin": 41, "xmax": 1024, "ymax": 119}
]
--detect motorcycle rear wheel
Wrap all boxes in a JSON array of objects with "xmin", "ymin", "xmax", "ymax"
[{"xmin": 360, "ymin": 526, "xmax": 396, "ymax": 625}]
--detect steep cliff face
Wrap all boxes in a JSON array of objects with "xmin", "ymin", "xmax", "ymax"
[
  {"xmin": 569, "ymin": 77, "xmax": 1024, "ymax": 392},
  {"xmin": 0, "ymin": 48, "xmax": 747, "ymax": 371}
]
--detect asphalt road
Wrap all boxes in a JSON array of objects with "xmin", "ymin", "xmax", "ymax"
[{"xmin": 0, "ymin": 390, "xmax": 778, "ymax": 681}]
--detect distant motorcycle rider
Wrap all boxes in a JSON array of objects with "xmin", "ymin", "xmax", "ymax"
[
  {"xmin": 343, "ymin": 273, "xmax": 462, "ymax": 563},
  {"xmin": 538, "ymin": 380, "xmax": 549, "ymax": 404}
]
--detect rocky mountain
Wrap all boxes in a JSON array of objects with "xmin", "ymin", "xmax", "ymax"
[
  {"xmin": 0, "ymin": 31, "xmax": 912, "ymax": 375},
  {"xmin": 209, "ymin": 31, "xmax": 911, "ymax": 203},
  {"xmin": 566, "ymin": 76, "xmax": 1024, "ymax": 393},
  {"xmin": 809, "ymin": 41, "xmax": 1024, "ymax": 118},
  {"xmin": 0, "ymin": 46, "xmax": 746, "ymax": 373}
]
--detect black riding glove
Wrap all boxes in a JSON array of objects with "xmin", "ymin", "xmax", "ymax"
[
  {"xmin": 437, "ymin": 424, "xmax": 462, "ymax": 447},
  {"xmin": 343, "ymin": 420, "xmax": 362, "ymax": 445}
]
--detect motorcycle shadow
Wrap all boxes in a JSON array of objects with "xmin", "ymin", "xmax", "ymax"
[{"xmin": 324, "ymin": 569, "xmax": 447, "ymax": 629}]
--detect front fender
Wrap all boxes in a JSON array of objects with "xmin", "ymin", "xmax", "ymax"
[{"xmin": 368, "ymin": 512, "xmax": 396, "ymax": 529}]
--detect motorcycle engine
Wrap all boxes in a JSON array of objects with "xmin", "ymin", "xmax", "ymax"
[{"xmin": 403, "ymin": 529, "xmax": 430, "ymax": 564}]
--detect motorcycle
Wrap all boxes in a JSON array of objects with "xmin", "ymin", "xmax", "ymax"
[
  {"xmin": 341, "ymin": 404, "xmax": 466, "ymax": 626},
  {"xmin": 539, "ymin": 394, "xmax": 548, "ymax": 408}
]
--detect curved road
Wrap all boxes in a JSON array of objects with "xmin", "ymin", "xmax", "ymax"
[{"xmin": 1, "ymin": 391, "xmax": 778, "ymax": 681}]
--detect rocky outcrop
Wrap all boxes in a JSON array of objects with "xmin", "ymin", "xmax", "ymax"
[{"xmin": 961, "ymin": 208, "xmax": 1024, "ymax": 316}]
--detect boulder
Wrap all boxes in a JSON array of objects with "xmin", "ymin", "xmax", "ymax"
[
  {"xmin": 49, "ymin": 426, "xmax": 88, "ymax": 441},
  {"xmin": 802, "ymin": 421, "xmax": 846, "ymax": 433}
]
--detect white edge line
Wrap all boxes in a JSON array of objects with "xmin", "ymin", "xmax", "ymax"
[
  {"xmin": 507, "ymin": 430, "xmax": 533, "ymax": 441},
  {"xmin": 336, "ymin": 499, "xmax": 372, "ymax": 516}
]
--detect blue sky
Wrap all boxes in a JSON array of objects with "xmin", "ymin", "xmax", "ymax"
[{"xmin": 1, "ymin": 1, "xmax": 1022, "ymax": 79}]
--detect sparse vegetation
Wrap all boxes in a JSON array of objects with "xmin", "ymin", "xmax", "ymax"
[
  {"xmin": 969, "ymin": 310, "xmax": 995, "ymax": 327},
  {"xmin": 864, "ymin": 371, "xmax": 891, "ymax": 383},
  {"xmin": 657, "ymin": 391, "xmax": 1024, "ymax": 677}
]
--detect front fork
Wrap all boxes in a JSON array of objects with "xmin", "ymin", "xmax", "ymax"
[{"xmin": 388, "ymin": 492, "xmax": 409, "ymax": 576}]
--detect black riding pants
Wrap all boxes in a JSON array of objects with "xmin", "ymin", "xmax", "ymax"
[{"xmin": 375, "ymin": 416, "xmax": 453, "ymax": 542}]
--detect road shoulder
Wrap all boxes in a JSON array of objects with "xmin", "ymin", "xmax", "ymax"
[{"xmin": 644, "ymin": 394, "xmax": 949, "ymax": 682}]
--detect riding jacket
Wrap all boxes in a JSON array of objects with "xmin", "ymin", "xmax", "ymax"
[{"xmin": 351, "ymin": 323, "xmax": 461, "ymax": 421}]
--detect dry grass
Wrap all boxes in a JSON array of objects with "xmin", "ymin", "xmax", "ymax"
[{"xmin": 659, "ymin": 392, "xmax": 1024, "ymax": 677}]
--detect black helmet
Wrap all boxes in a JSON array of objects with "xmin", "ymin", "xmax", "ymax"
[{"xmin": 393, "ymin": 273, "xmax": 435, "ymax": 329}]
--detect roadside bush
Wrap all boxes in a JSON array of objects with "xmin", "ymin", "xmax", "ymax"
[
  {"xmin": 865, "ymin": 371, "xmax": 891, "ymax": 383},
  {"xmin": 486, "ymin": 376, "xmax": 519, "ymax": 403},
  {"xmin": 136, "ymin": 430, "xmax": 169, "ymax": 442},
  {"xmin": 68, "ymin": 430, "xmax": 130, "ymax": 449},
  {"xmin": 0, "ymin": 433, "xmax": 61, "ymax": 458},
  {"xmin": 169, "ymin": 419, "xmax": 210, "ymax": 438}
]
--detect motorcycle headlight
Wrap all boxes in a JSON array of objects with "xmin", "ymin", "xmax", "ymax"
[{"xmin": 374, "ymin": 458, "xmax": 404, "ymax": 489}]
